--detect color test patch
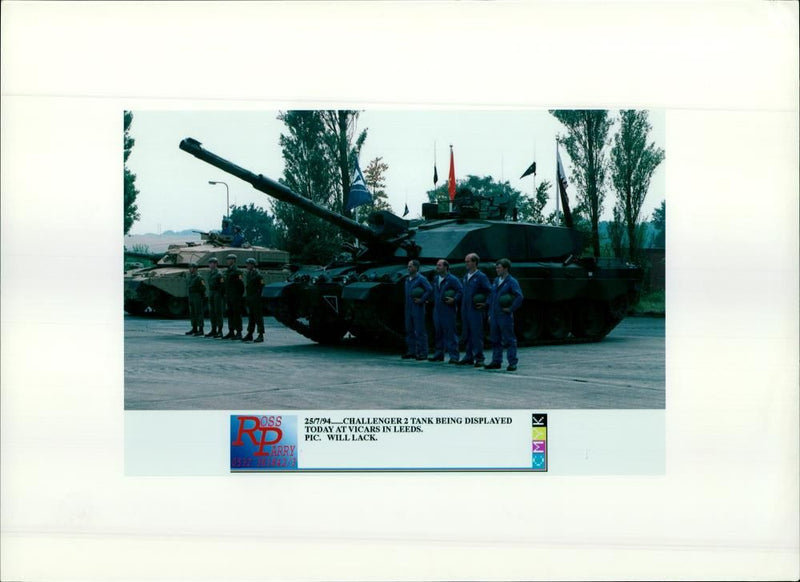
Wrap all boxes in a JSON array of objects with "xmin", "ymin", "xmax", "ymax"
[{"xmin": 531, "ymin": 413, "xmax": 548, "ymax": 471}]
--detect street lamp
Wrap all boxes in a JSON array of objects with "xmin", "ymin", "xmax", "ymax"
[{"xmin": 208, "ymin": 180, "xmax": 229, "ymax": 220}]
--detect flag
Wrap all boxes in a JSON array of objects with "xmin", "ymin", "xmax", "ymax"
[
  {"xmin": 345, "ymin": 158, "xmax": 372, "ymax": 211},
  {"xmin": 520, "ymin": 161, "xmax": 537, "ymax": 179},
  {"xmin": 433, "ymin": 164, "xmax": 438, "ymax": 185},
  {"xmin": 448, "ymin": 147, "xmax": 456, "ymax": 201},
  {"xmin": 403, "ymin": 204, "xmax": 409, "ymax": 217},
  {"xmin": 556, "ymin": 146, "xmax": 573, "ymax": 227},
  {"xmin": 556, "ymin": 147, "xmax": 568, "ymax": 196}
]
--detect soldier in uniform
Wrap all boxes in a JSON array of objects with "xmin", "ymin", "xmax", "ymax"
[
  {"xmin": 185, "ymin": 262, "xmax": 206, "ymax": 336},
  {"xmin": 485, "ymin": 258, "xmax": 524, "ymax": 371},
  {"xmin": 429, "ymin": 259, "xmax": 463, "ymax": 363},
  {"xmin": 457, "ymin": 252, "xmax": 492, "ymax": 367},
  {"xmin": 223, "ymin": 253, "xmax": 244, "ymax": 340},
  {"xmin": 402, "ymin": 259, "xmax": 432, "ymax": 360},
  {"xmin": 243, "ymin": 257, "xmax": 265, "ymax": 343},
  {"xmin": 205, "ymin": 257, "xmax": 225, "ymax": 338}
]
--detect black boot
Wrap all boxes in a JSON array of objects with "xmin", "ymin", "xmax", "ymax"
[
  {"xmin": 194, "ymin": 328, "xmax": 205, "ymax": 336},
  {"xmin": 254, "ymin": 333, "xmax": 264, "ymax": 343},
  {"xmin": 233, "ymin": 331, "xmax": 243, "ymax": 340},
  {"xmin": 223, "ymin": 330, "xmax": 234, "ymax": 339},
  {"xmin": 242, "ymin": 332, "xmax": 254, "ymax": 342},
  {"xmin": 205, "ymin": 328, "xmax": 216, "ymax": 337},
  {"xmin": 185, "ymin": 328, "xmax": 197, "ymax": 335}
]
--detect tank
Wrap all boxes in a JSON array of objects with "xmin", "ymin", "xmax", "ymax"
[
  {"xmin": 179, "ymin": 137, "xmax": 643, "ymax": 346},
  {"xmin": 124, "ymin": 231, "xmax": 290, "ymax": 317}
]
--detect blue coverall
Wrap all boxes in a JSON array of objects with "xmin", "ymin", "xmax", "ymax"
[
  {"xmin": 432, "ymin": 273, "xmax": 463, "ymax": 361},
  {"xmin": 460, "ymin": 269, "xmax": 492, "ymax": 363},
  {"xmin": 404, "ymin": 274, "xmax": 433, "ymax": 358},
  {"xmin": 488, "ymin": 274, "xmax": 524, "ymax": 366}
]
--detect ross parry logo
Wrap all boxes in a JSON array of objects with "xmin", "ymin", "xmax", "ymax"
[{"xmin": 230, "ymin": 414, "xmax": 298, "ymax": 471}]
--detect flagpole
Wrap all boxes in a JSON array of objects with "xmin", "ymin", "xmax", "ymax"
[
  {"xmin": 448, "ymin": 144, "xmax": 454, "ymax": 213},
  {"xmin": 533, "ymin": 139, "xmax": 537, "ymax": 199},
  {"xmin": 555, "ymin": 140, "xmax": 560, "ymax": 224}
]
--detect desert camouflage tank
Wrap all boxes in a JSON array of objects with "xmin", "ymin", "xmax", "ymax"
[
  {"xmin": 124, "ymin": 232, "xmax": 290, "ymax": 317},
  {"xmin": 180, "ymin": 137, "xmax": 642, "ymax": 346}
]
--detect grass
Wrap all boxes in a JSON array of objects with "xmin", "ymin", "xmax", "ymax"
[{"xmin": 630, "ymin": 289, "xmax": 665, "ymax": 316}]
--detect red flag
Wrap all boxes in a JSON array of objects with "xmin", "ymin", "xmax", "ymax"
[{"xmin": 448, "ymin": 146, "xmax": 456, "ymax": 201}]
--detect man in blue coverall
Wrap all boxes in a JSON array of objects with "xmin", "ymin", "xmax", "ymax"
[
  {"xmin": 457, "ymin": 253, "xmax": 492, "ymax": 367},
  {"xmin": 485, "ymin": 258, "xmax": 524, "ymax": 371},
  {"xmin": 429, "ymin": 259, "xmax": 463, "ymax": 363},
  {"xmin": 403, "ymin": 259, "xmax": 433, "ymax": 360}
]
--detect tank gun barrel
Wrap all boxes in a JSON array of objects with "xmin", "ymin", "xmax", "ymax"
[{"xmin": 180, "ymin": 138, "xmax": 386, "ymax": 246}]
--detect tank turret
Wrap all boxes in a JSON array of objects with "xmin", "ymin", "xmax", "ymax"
[
  {"xmin": 123, "ymin": 225, "xmax": 290, "ymax": 318},
  {"xmin": 180, "ymin": 137, "xmax": 642, "ymax": 346}
]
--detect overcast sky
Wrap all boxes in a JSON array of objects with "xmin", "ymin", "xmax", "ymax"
[{"xmin": 126, "ymin": 109, "xmax": 665, "ymax": 234}]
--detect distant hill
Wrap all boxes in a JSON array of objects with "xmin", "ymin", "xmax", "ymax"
[{"xmin": 124, "ymin": 231, "xmax": 203, "ymax": 254}]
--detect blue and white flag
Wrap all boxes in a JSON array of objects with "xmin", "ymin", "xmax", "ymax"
[{"xmin": 345, "ymin": 158, "xmax": 372, "ymax": 211}]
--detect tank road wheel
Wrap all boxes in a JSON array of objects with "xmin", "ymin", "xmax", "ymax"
[
  {"xmin": 544, "ymin": 303, "xmax": 571, "ymax": 340},
  {"xmin": 124, "ymin": 299, "xmax": 147, "ymax": 316},
  {"xmin": 306, "ymin": 317, "xmax": 348, "ymax": 344},
  {"xmin": 516, "ymin": 303, "xmax": 544, "ymax": 345},
  {"xmin": 572, "ymin": 301, "xmax": 607, "ymax": 340},
  {"xmin": 166, "ymin": 297, "xmax": 188, "ymax": 318}
]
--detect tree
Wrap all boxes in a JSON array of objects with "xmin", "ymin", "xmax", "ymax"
[
  {"xmin": 550, "ymin": 110, "xmax": 613, "ymax": 257},
  {"xmin": 228, "ymin": 203, "xmax": 277, "ymax": 247},
  {"xmin": 274, "ymin": 110, "xmax": 343, "ymax": 264},
  {"xmin": 426, "ymin": 174, "xmax": 534, "ymax": 221},
  {"xmin": 123, "ymin": 111, "xmax": 140, "ymax": 234},
  {"xmin": 608, "ymin": 205, "xmax": 626, "ymax": 258},
  {"xmin": 362, "ymin": 156, "xmax": 392, "ymax": 215},
  {"xmin": 320, "ymin": 110, "xmax": 368, "ymax": 216},
  {"xmin": 517, "ymin": 179, "xmax": 550, "ymax": 223},
  {"xmin": 610, "ymin": 110, "xmax": 665, "ymax": 262},
  {"xmin": 651, "ymin": 199, "xmax": 665, "ymax": 248}
]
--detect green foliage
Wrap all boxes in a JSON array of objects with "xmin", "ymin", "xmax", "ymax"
[
  {"xmin": 651, "ymin": 199, "xmax": 665, "ymax": 248},
  {"xmin": 228, "ymin": 203, "xmax": 277, "ymax": 247},
  {"xmin": 362, "ymin": 157, "xmax": 392, "ymax": 215},
  {"xmin": 123, "ymin": 111, "xmax": 140, "ymax": 234},
  {"xmin": 608, "ymin": 205, "xmax": 625, "ymax": 258},
  {"xmin": 610, "ymin": 110, "xmax": 665, "ymax": 262},
  {"xmin": 630, "ymin": 289, "xmax": 665, "ymax": 315},
  {"xmin": 320, "ymin": 110, "xmax": 368, "ymax": 216},
  {"xmin": 130, "ymin": 243, "xmax": 151, "ymax": 254},
  {"xmin": 565, "ymin": 201, "xmax": 594, "ymax": 252},
  {"xmin": 549, "ymin": 109, "xmax": 613, "ymax": 257},
  {"xmin": 274, "ymin": 110, "xmax": 343, "ymax": 264},
  {"xmin": 425, "ymin": 174, "xmax": 545, "ymax": 222},
  {"xmin": 522, "ymin": 179, "xmax": 551, "ymax": 223}
]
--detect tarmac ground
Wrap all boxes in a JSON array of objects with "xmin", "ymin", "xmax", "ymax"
[{"xmin": 124, "ymin": 315, "xmax": 665, "ymax": 410}]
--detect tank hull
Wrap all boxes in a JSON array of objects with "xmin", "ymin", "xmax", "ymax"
[{"xmin": 264, "ymin": 256, "xmax": 642, "ymax": 348}]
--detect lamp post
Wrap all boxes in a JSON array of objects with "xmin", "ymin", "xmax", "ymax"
[{"xmin": 208, "ymin": 180, "xmax": 229, "ymax": 220}]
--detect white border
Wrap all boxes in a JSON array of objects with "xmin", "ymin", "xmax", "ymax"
[{"xmin": 2, "ymin": 2, "xmax": 798, "ymax": 580}]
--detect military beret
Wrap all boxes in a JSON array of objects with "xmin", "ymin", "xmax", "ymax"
[
  {"xmin": 189, "ymin": 262, "xmax": 198, "ymax": 268},
  {"xmin": 208, "ymin": 257, "xmax": 219, "ymax": 264},
  {"xmin": 226, "ymin": 254, "xmax": 237, "ymax": 260},
  {"xmin": 246, "ymin": 258, "xmax": 257, "ymax": 265}
]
